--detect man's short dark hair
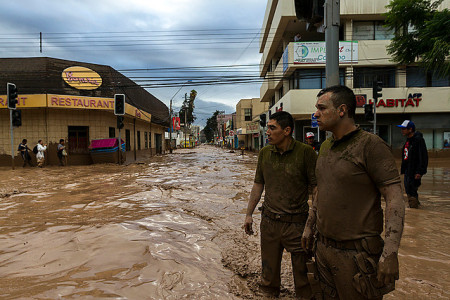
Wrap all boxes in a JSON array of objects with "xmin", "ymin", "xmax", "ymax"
[
  {"xmin": 60, "ymin": 139, "xmax": 64, "ymax": 143},
  {"xmin": 317, "ymin": 85, "xmax": 356, "ymax": 118},
  {"xmin": 269, "ymin": 111, "xmax": 294, "ymax": 133},
  {"xmin": 22, "ymin": 139, "xmax": 27, "ymax": 143}
]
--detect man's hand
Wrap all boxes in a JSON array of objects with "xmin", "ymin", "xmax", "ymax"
[
  {"xmin": 244, "ymin": 215, "xmax": 254, "ymax": 235},
  {"xmin": 377, "ymin": 252, "xmax": 399, "ymax": 285},
  {"xmin": 414, "ymin": 174, "xmax": 422, "ymax": 180},
  {"xmin": 301, "ymin": 225, "xmax": 314, "ymax": 252}
]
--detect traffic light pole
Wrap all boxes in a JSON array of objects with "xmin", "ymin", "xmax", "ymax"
[
  {"xmin": 10, "ymin": 109, "xmax": 15, "ymax": 170},
  {"xmin": 373, "ymin": 99, "xmax": 377, "ymax": 135},
  {"xmin": 118, "ymin": 128, "xmax": 122, "ymax": 165}
]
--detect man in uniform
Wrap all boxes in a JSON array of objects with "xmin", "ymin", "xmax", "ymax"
[
  {"xmin": 244, "ymin": 111, "xmax": 317, "ymax": 298},
  {"xmin": 301, "ymin": 85, "xmax": 405, "ymax": 299},
  {"xmin": 397, "ymin": 120, "xmax": 428, "ymax": 208}
]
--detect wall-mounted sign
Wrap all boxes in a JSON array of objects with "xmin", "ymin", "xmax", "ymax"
[
  {"xmin": 356, "ymin": 93, "xmax": 423, "ymax": 108},
  {"xmin": 294, "ymin": 41, "xmax": 358, "ymax": 64},
  {"xmin": 246, "ymin": 122, "xmax": 259, "ymax": 134},
  {"xmin": 62, "ymin": 66, "xmax": 102, "ymax": 90}
]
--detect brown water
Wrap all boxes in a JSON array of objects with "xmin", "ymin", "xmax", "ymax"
[{"xmin": 0, "ymin": 146, "xmax": 448, "ymax": 299}]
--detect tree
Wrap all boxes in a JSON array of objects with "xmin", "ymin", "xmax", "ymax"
[
  {"xmin": 384, "ymin": 0, "xmax": 450, "ymax": 77},
  {"xmin": 204, "ymin": 110, "xmax": 220, "ymax": 142},
  {"xmin": 179, "ymin": 89, "xmax": 197, "ymax": 127}
]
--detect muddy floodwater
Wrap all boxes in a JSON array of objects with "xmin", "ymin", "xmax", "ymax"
[{"xmin": 0, "ymin": 146, "xmax": 449, "ymax": 299}]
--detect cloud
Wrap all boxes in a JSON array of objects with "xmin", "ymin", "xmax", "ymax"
[{"xmin": 0, "ymin": 0, "xmax": 267, "ymax": 126}]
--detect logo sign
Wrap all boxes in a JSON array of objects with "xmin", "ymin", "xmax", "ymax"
[
  {"xmin": 311, "ymin": 113, "xmax": 318, "ymax": 128},
  {"xmin": 229, "ymin": 130, "xmax": 234, "ymax": 136},
  {"xmin": 62, "ymin": 66, "xmax": 102, "ymax": 90},
  {"xmin": 294, "ymin": 41, "xmax": 358, "ymax": 64},
  {"xmin": 356, "ymin": 94, "xmax": 366, "ymax": 107}
]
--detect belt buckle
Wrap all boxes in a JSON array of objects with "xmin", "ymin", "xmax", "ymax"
[{"xmin": 275, "ymin": 214, "xmax": 281, "ymax": 220}]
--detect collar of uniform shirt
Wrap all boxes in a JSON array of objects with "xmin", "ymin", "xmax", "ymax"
[
  {"xmin": 270, "ymin": 138, "xmax": 296, "ymax": 154},
  {"xmin": 330, "ymin": 127, "xmax": 361, "ymax": 149}
]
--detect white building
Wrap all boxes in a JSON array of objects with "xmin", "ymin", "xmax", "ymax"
[{"xmin": 259, "ymin": 0, "xmax": 450, "ymax": 152}]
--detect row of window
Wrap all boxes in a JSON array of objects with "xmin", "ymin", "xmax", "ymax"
[{"xmin": 285, "ymin": 67, "xmax": 449, "ymax": 90}]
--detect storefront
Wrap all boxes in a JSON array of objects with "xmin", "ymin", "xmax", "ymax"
[{"xmin": 0, "ymin": 57, "xmax": 169, "ymax": 166}]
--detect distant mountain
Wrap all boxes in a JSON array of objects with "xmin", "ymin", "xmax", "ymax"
[{"xmin": 191, "ymin": 98, "xmax": 235, "ymax": 128}]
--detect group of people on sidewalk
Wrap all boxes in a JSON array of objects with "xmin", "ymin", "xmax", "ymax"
[
  {"xmin": 18, "ymin": 139, "xmax": 67, "ymax": 168},
  {"xmin": 244, "ymin": 85, "xmax": 428, "ymax": 299}
]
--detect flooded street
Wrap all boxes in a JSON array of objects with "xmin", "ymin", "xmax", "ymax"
[{"xmin": 0, "ymin": 146, "xmax": 449, "ymax": 299}]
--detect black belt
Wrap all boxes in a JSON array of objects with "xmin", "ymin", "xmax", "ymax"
[
  {"xmin": 317, "ymin": 233, "xmax": 360, "ymax": 250},
  {"xmin": 262, "ymin": 207, "xmax": 308, "ymax": 223}
]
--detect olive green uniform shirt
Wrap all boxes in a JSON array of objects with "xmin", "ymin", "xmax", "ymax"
[
  {"xmin": 254, "ymin": 139, "xmax": 317, "ymax": 215},
  {"xmin": 316, "ymin": 129, "xmax": 400, "ymax": 241}
]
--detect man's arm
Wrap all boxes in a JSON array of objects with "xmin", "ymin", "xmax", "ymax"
[
  {"xmin": 378, "ymin": 183, "xmax": 405, "ymax": 285},
  {"xmin": 302, "ymin": 185, "xmax": 317, "ymax": 251},
  {"xmin": 244, "ymin": 182, "xmax": 264, "ymax": 235}
]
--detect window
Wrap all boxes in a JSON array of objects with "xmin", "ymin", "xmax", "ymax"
[
  {"xmin": 125, "ymin": 129, "xmax": 131, "ymax": 151},
  {"xmin": 353, "ymin": 67, "xmax": 396, "ymax": 88},
  {"xmin": 68, "ymin": 126, "xmax": 89, "ymax": 154},
  {"xmin": 109, "ymin": 127, "xmax": 115, "ymax": 138},
  {"xmin": 278, "ymin": 86, "xmax": 284, "ymax": 99},
  {"xmin": 137, "ymin": 131, "xmax": 141, "ymax": 150},
  {"xmin": 353, "ymin": 21, "xmax": 394, "ymax": 40},
  {"xmin": 406, "ymin": 67, "xmax": 450, "ymax": 87},
  {"xmin": 149, "ymin": 132, "xmax": 152, "ymax": 148},
  {"xmin": 144, "ymin": 132, "xmax": 148, "ymax": 149},
  {"xmin": 244, "ymin": 108, "xmax": 252, "ymax": 121},
  {"xmin": 289, "ymin": 68, "xmax": 345, "ymax": 90}
]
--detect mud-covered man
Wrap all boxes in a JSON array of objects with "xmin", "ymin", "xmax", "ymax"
[
  {"xmin": 244, "ymin": 111, "xmax": 317, "ymax": 298},
  {"xmin": 302, "ymin": 85, "xmax": 405, "ymax": 299}
]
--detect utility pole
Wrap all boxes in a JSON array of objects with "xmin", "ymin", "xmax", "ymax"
[
  {"xmin": 169, "ymin": 99, "xmax": 173, "ymax": 153},
  {"xmin": 184, "ymin": 93, "xmax": 188, "ymax": 148},
  {"xmin": 325, "ymin": 0, "xmax": 340, "ymax": 87}
]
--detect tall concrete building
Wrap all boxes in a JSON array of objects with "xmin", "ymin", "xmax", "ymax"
[{"xmin": 259, "ymin": 0, "xmax": 450, "ymax": 151}]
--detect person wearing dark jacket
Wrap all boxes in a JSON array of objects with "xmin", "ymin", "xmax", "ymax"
[{"xmin": 397, "ymin": 120, "xmax": 428, "ymax": 208}]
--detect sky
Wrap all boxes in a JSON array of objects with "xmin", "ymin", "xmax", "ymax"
[{"xmin": 0, "ymin": 0, "xmax": 268, "ymax": 126}]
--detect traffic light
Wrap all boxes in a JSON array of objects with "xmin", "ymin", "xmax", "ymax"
[
  {"xmin": 7, "ymin": 83, "xmax": 18, "ymax": 109},
  {"xmin": 372, "ymin": 81, "xmax": 382, "ymax": 100},
  {"xmin": 114, "ymin": 94, "xmax": 125, "ymax": 115},
  {"xmin": 117, "ymin": 115, "xmax": 124, "ymax": 129},
  {"xmin": 364, "ymin": 104, "xmax": 374, "ymax": 121},
  {"xmin": 259, "ymin": 113, "xmax": 267, "ymax": 127},
  {"xmin": 294, "ymin": 0, "xmax": 325, "ymax": 23},
  {"xmin": 12, "ymin": 109, "xmax": 22, "ymax": 127}
]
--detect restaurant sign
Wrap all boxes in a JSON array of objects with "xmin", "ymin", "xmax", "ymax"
[{"xmin": 62, "ymin": 66, "xmax": 102, "ymax": 90}]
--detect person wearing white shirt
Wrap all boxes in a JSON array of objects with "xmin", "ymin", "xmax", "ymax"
[{"xmin": 36, "ymin": 140, "xmax": 47, "ymax": 168}]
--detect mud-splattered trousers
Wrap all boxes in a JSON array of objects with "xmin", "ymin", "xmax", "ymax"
[
  {"xmin": 315, "ymin": 234, "xmax": 387, "ymax": 300},
  {"xmin": 260, "ymin": 213, "xmax": 311, "ymax": 298}
]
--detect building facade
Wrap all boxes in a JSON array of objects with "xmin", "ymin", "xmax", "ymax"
[
  {"xmin": 259, "ymin": 0, "xmax": 450, "ymax": 153},
  {"xmin": 235, "ymin": 98, "xmax": 269, "ymax": 151},
  {"xmin": 0, "ymin": 57, "xmax": 170, "ymax": 166}
]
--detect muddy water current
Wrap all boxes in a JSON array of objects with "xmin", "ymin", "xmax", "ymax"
[{"xmin": 0, "ymin": 146, "xmax": 448, "ymax": 299}]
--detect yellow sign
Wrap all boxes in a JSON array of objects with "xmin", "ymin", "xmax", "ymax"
[
  {"xmin": 62, "ymin": 66, "xmax": 102, "ymax": 90},
  {"xmin": 47, "ymin": 94, "xmax": 114, "ymax": 110},
  {"xmin": 0, "ymin": 94, "xmax": 47, "ymax": 109}
]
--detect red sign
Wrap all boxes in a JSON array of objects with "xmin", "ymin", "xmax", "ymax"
[
  {"xmin": 172, "ymin": 117, "xmax": 181, "ymax": 130},
  {"xmin": 229, "ymin": 130, "xmax": 234, "ymax": 136},
  {"xmin": 356, "ymin": 93, "xmax": 423, "ymax": 108}
]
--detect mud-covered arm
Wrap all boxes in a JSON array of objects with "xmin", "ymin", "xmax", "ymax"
[
  {"xmin": 378, "ymin": 183, "xmax": 405, "ymax": 285},
  {"xmin": 302, "ymin": 185, "xmax": 317, "ymax": 252},
  {"xmin": 244, "ymin": 183, "xmax": 264, "ymax": 235}
]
